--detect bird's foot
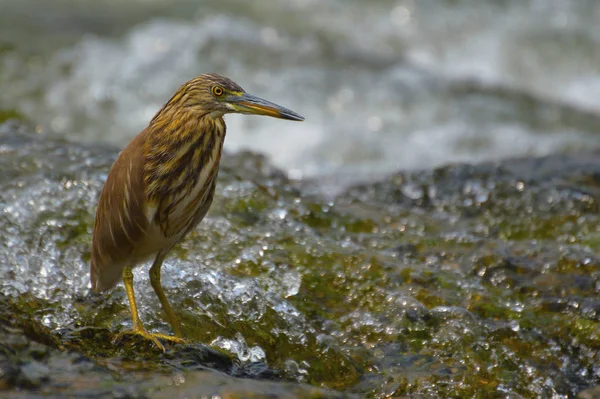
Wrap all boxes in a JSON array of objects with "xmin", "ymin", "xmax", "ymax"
[
  {"xmin": 113, "ymin": 327, "xmax": 185, "ymax": 352},
  {"xmin": 150, "ymin": 332, "xmax": 186, "ymax": 344}
]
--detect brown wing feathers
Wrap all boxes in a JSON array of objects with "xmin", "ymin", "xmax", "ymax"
[{"xmin": 90, "ymin": 131, "xmax": 150, "ymax": 292}]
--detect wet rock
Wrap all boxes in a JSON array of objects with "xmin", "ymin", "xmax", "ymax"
[
  {"xmin": 1, "ymin": 121, "xmax": 599, "ymax": 397},
  {"xmin": 152, "ymin": 370, "xmax": 355, "ymax": 399},
  {"xmin": 0, "ymin": 288, "xmax": 346, "ymax": 398},
  {"xmin": 17, "ymin": 360, "xmax": 50, "ymax": 388},
  {"xmin": 578, "ymin": 386, "xmax": 600, "ymax": 399}
]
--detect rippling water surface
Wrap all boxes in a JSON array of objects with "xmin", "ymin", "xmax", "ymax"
[{"xmin": 3, "ymin": 0, "xmax": 600, "ymax": 190}]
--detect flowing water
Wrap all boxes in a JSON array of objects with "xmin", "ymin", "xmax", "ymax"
[
  {"xmin": 1, "ymin": 0, "xmax": 600, "ymax": 398},
  {"xmin": 3, "ymin": 0, "xmax": 600, "ymax": 190}
]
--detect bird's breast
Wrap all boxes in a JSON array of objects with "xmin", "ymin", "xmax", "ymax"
[{"xmin": 145, "ymin": 119, "xmax": 226, "ymax": 240}]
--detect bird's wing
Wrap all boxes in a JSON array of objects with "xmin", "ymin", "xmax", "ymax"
[{"xmin": 90, "ymin": 130, "xmax": 151, "ymax": 292}]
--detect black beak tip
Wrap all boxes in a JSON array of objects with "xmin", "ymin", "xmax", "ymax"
[{"xmin": 283, "ymin": 110, "xmax": 305, "ymax": 122}]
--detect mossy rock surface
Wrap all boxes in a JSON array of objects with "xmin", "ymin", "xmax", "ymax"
[{"xmin": 0, "ymin": 120, "xmax": 599, "ymax": 398}]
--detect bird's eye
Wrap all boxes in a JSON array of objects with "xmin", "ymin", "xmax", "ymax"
[{"xmin": 212, "ymin": 86, "xmax": 224, "ymax": 97}]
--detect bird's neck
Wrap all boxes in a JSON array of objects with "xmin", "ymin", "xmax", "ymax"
[
  {"xmin": 143, "ymin": 109, "xmax": 227, "ymax": 200},
  {"xmin": 146, "ymin": 106, "xmax": 227, "ymax": 148}
]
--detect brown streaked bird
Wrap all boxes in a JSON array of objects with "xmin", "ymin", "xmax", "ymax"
[{"xmin": 91, "ymin": 73, "xmax": 304, "ymax": 351}]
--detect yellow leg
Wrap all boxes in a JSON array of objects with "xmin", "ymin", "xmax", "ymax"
[
  {"xmin": 149, "ymin": 252, "xmax": 185, "ymax": 339},
  {"xmin": 114, "ymin": 265, "xmax": 183, "ymax": 352}
]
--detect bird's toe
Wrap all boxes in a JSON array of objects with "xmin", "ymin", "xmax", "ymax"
[{"xmin": 113, "ymin": 327, "xmax": 168, "ymax": 352}]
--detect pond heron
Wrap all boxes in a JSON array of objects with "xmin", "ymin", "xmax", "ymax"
[{"xmin": 90, "ymin": 73, "xmax": 304, "ymax": 351}]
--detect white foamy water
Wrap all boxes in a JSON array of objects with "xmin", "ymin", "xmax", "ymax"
[{"xmin": 2, "ymin": 0, "xmax": 600, "ymax": 190}]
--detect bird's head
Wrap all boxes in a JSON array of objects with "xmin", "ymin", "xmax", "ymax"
[{"xmin": 166, "ymin": 73, "xmax": 304, "ymax": 121}]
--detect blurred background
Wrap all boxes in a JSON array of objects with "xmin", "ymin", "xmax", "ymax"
[{"xmin": 2, "ymin": 0, "xmax": 600, "ymax": 191}]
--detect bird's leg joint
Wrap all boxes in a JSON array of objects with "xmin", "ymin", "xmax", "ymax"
[{"xmin": 122, "ymin": 266, "xmax": 134, "ymax": 284}]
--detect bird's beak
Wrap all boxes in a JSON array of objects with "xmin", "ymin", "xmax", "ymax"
[{"xmin": 228, "ymin": 92, "xmax": 304, "ymax": 121}]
